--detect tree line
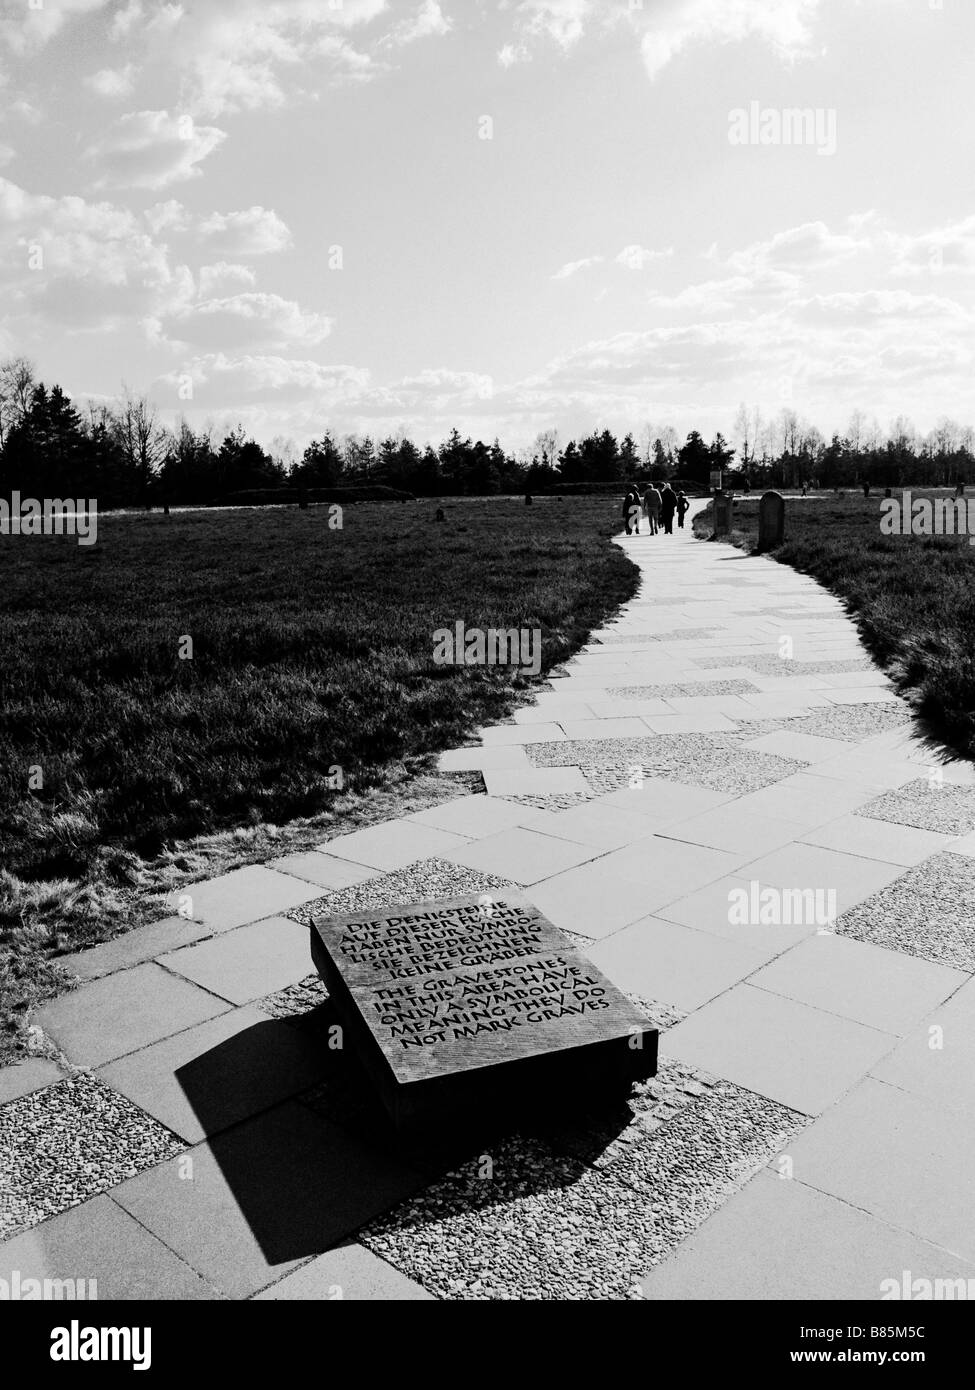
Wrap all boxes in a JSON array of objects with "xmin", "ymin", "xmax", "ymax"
[{"xmin": 2, "ymin": 356, "xmax": 974, "ymax": 511}]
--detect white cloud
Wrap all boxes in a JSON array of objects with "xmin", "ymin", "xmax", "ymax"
[
  {"xmin": 616, "ymin": 244, "xmax": 673, "ymax": 270},
  {"xmin": 2, "ymin": 0, "xmax": 111, "ymax": 55},
  {"xmin": 552, "ymin": 255, "xmax": 603, "ymax": 279},
  {"xmin": 888, "ymin": 216, "xmax": 975, "ymax": 277},
  {"xmin": 164, "ymin": 292, "xmax": 333, "ymax": 350},
  {"xmin": 197, "ymin": 207, "xmax": 293, "ymax": 256},
  {"xmin": 84, "ymin": 110, "xmax": 227, "ymax": 190},
  {"xmin": 85, "ymin": 64, "xmax": 138, "ymax": 98},
  {"xmin": 198, "ymin": 262, "xmax": 258, "ymax": 296},
  {"xmin": 388, "ymin": 0, "xmax": 452, "ymax": 45},
  {"xmin": 0, "ymin": 142, "xmax": 14, "ymax": 167},
  {"xmin": 727, "ymin": 220, "xmax": 869, "ymax": 274}
]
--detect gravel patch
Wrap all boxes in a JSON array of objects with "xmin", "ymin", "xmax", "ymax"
[
  {"xmin": 0, "ymin": 1075, "xmax": 185, "ymax": 1240},
  {"xmin": 728, "ymin": 702, "xmax": 912, "ymax": 745},
  {"xmin": 286, "ymin": 858, "xmax": 516, "ymax": 929},
  {"xmin": 496, "ymin": 791, "xmax": 595, "ymax": 812},
  {"xmin": 257, "ymin": 974, "xmax": 329, "ymax": 1019},
  {"xmin": 835, "ymin": 852, "xmax": 975, "ymax": 971},
  {"xmin": 696, "ymin": 656, "xmax": 875, "ymax": 677},
  {"xmin": 526, "ymin": 735, "xmax": 805, "ymax": 797},
  {"xmin": 609, "ymin": 679, "xmax": 760, "ymax": 700},
  {"xmin": 855, "ymin": 781, "xmax": 975, "ymax": 835},
  {"xmin": 359, "ymin": 1061, "xmax": 804, "ymax": 1300}
]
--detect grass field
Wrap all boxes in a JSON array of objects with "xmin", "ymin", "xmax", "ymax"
[
  {"xmin": 695, "ymin": 492, "xmax": 975, "ymax": 760},
  {"xmin": 0, "ymin": 497, "xmax": 637, "ymax": 1057}
]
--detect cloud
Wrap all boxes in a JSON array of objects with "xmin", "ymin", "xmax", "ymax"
[
  {"xmin": 197, "ymin": 207, "xmax": 293, "ymax": 256},
  {"xmin": 888, "ymin": 216, "xmax": 975, "ymax": 277},
  {"xmin": 84, "ymin": 64, "xmax": 138, "ymax": 98},
  {"xmin": 156, "ymin": 353, "xmax": 370, "ymax": 404},
  {"xmin": 84, "ymin": 110, "xmax": 227, "ymax": 190},
  {"xmin": 198, "ymin": 262, "xmax": 258, "ymax": 296},
  {"xmin": 0, "ymin": 174, "xmax": 193, "ymax": 331},
  {"xmin": 505, "ymin": 0, "xmax": 826, "ymax": 79},
  {"xmin": 387, "ymin": 0, "xmax": 452, "ymax": 45},
  {"xmin": 163, "ymin": 292, "xmax": 333, "ymax": 350},
  {"xmin": 2, "ymin": 0, "xmax": 111, "ymax": 55},
  {"xmin": 552, "ymin": 255, "xmax": 603, "ymax": 279},
  {"xmin": 727, "ymin": 220, "xmax": 870, "ymax": 274},
  {"xmin": 616, "ymin": 244, "xmax": 673, "ymax": 270}
]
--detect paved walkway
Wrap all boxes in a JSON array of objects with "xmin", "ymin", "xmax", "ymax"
[{"xmin": 3, "ymin": 502, "xmax": 975, "ymax": 1299}]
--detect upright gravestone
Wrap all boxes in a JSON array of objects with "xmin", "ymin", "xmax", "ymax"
[
  {"xmin": 758, "ymin": 490, "xmax": 785, "ymax": 551},
  {"xmin": 310, "ymin": 891, "xmax": 658, "ymax": 1133},
  {"xmin": 713, "ymin": 493, "xmax": 733, "ymax": 537}
]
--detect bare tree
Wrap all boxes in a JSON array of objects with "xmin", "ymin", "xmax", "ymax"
[
  {"xmin": 0, "ymin": 355, "xmax": 36, "ymax": 448},
  {"xmin": 114, "ymin": 387, "xmax": 168, "ymax": 508},
  {"xmin": 733, "ymin": 402, "xmax": 753, "ymax": 473}
]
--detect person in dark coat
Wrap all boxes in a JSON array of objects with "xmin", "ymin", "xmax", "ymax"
[
  {"xmin": 660, "ymin": 483, "xmax": 677, "ymax": 534},
  {"xmin": 676, "ymin": 491, "xmax": 690, "ymax": 528}
]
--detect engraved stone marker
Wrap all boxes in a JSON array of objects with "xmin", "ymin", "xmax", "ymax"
[
  {"xmin": 310, "ymin": 891, "xmax": 658, "ymax": 1132},
  {"xmin": 758, "ymin": 490, "xmax": 785, "ymax": 551},
  {"xmin": 714, "ymin": 492, "xmax": 733, "ymax": 537}
]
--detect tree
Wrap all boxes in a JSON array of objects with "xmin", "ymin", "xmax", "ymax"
[
  {"xmin": 295, "ymin": 432, "xmax": 344, "ymax": 488},
  {"xmin": 620, "ymin": 432, "xmax": 639, "ymax": 478},
  {"xmin": 677, "ymin": 430, "xmax": 711, "ymax": 484},
  {"xmin": 113, "ymin": 389, "xmax": 168, "ymax": 508},
  {"xmin": 0, "ymin": 356, "xmax": 36, "ymax": 448}
]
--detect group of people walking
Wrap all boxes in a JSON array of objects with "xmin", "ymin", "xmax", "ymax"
[{"xmin": 622, "ymin": 481, "xmax": 689, "ymax": 536}]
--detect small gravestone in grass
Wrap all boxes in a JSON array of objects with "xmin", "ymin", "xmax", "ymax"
[
  {"xmin": 310, "ymin": 891, "xmax": 658, "ymax": 1134},
  {"xmin": 758, "ymin": 490, "xmax": 785, "ymax": 551}
]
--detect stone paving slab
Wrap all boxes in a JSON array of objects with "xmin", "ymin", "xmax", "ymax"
[
  {"xmin": 33, "ymin": 963, "xmax": 230, "ymax": 1068},
  {"xmin": 661, "ymin": 983, "xmax": 898, "ymax": 1116},
  {"xmin": 735, "ymin": 842, "xmax": 904, "ymax": 917},
  {"xmin": 253, "ymin": 1242, "xmax": 435, "ymax": 1300},
  {"xmin": 407, "ymin": 794, "xmax": 547, "ymax": 837},
  {"xmin": 111, "ymin": 1100, "xmax": 426, "ymax": 1300},
  {"xmin": 588, "ymin": 916, "xmax": 772, "ymax": 1013},
  {"xmin": 483, "ymin": 767, "xmax": 589, "ymax": 797},
  {"xmin": 524, "ymin": 861, "xmax": 666, "ymax": 940},
  {"xmin": 749, "ymin": 934, "xmax": 967, "ymax": 1036},
  {"xmin": 270, "ymin": 852, "xmax": 380, "ymax": 890},
  {"xmin": 640, "ymin": 1169, "xmax": 975, "ymax": 1301},
  {"xmin": 437, "ymin": 745, "xmax": 530, "ymax": 772},
  {"xmin": 870, "ymin": 976, "xmax": 975, "ymax": 1113},
  {"xmin": 164, "ymin": 865, "xmax": 325, "ymax": 932},
  {"xmin": 0, "ymin": 1059, "xmax": 63, "ymax": 1106},
  {"xmin": 322, "ymin": 819, "xmax": 471, "ymax": 871},
  {"xmin": 799, "ymin": 813, "xmax": 953, "ymax": 866},
  {"xmin": 0, "ymin": 1195, "xmax": 220, "ymax": 1300},
  {"xmin": 97, "ymin": 1004, "xmax": 330, "ymax": 1144},
  {"xmin": 159, "ymin": 915, "xmax": 314, "ymax": 1005},
  {"xmin": 55, "ymin": 917, "xmax": 210, "ymax": 982},
  {"xmin": 784, "ymin": 1078, "xmax": 975, "ymax": 1264},
  {"xmin": 443, "ymin": 825, "xmax": 602, "ymax": 886}
]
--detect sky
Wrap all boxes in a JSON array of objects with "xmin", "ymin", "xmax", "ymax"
[{"xmin": 1, "ymin": 0, "xmax": 974, "ymax": 456}]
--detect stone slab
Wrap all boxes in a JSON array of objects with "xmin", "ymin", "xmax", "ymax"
[
  {"xmin": 55, "ymin": 917, "xmax": 210, "ymax": 981},
  {"xmin": 442, "ymin": 826, "xmax": 601, "ymax": 885},
  {"xmin": 112, "ymin": 1101, "xmax": 425, "ymax": 1298},
  {"xmin": 0, "ymin": 1195, "xmax": 219, "ymax": 1300},
  {"xmin": 0, "ymin": 1059, "xmax": 63, "ymax": 1107},
  {"xmin": 661, "ymin": 983, "xmax": 897, "ymax": 1116},
  {"xmin": 640, "ymin": 1169, "xmax": 975, "ymax": 1300},
  {"xmin": 32, "ymin": 963, "xmax": 229, "ymax": 1068},
  {"xmin": 270, "ymin": 852, "xmax": 380, "ymax": 890},
  {"xmin": 165, "ymin": 865, "xmax": 324, "ymax": 932},
  {"xmin": 750, "ymin": 935, "xmax": 967, "ymax": 1036},
  {"xmin": 253, "ymin": 1242, "xmax": 435, "ymax": 1300},
  {"xmin": 785, "ymin": 1078, "xmax": 975, "ymax": 1263},
  {"xmin": 310, "ymin": 890, "xmax": 657, "ymax": 1131},
  {"xmin": 322, "ymin": 820, "xmax": 471, "ymax": 871},
  {"xmin": 97, "ymin": 1004, "xmax": 330, "ymax": 1144},
  {"xmin": 160, "ymin": 916, "xmax": 314, "ymax": 1005}
]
